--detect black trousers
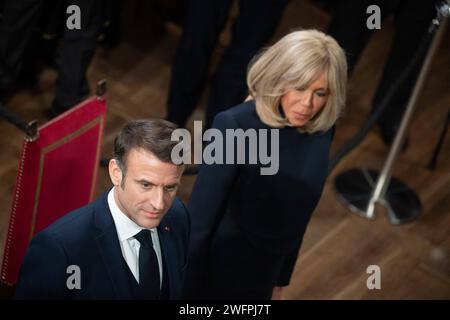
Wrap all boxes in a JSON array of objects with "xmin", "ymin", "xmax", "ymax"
[
  {"xmin": 167, "ymin": 0, "xmax": 290, "ymax": 128},
  {"xmin": 52, "ymin": 0, "xmax": 104, "ymax": 113},
  {"xmin": 0, "ymin": 0, "xmax": 103, "ymax": 112},
  {"xmin": 0, "ymin": 0, "xmax": 42, "ymax": 90},
  {"xmin": 327, "ymin": 0, "xmax": 435, "ymax": 134}
]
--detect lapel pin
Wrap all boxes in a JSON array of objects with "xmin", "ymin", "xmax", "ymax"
[{"xmin": 164, "ymin": 226, "xmax": 171, "ymax": 232}]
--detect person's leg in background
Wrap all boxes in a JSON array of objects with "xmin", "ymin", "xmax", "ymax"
[
  {"xmin": 97, "ymin": 0, "xmax": 122, "ymax": 49},
  {"xmin": 36, "ymin": 0, "xmax": 67, "ymax": 69},
  {"xmin": 326, "ymin": 0, "xmax": 391, "ymax": 74},
  {"xmin": 18, "ymin": 0, "xmax": 67, "ymax": 91},
  {"xmin": 370, "ymin": 0, "xmax": 436, "ymax": 146},
  {"xmin": 204, "ymin": 0, "xmax": 290, "ymax": 128},
  {"xmin": 49, "ymin": 0, "xmax": 104, "ymax": 116},
  {"xmin": 166, "ymin": 0, "xmax": 233, "ymax": 127},
  {"xmin": 0, "ymin": 0, "xmax": 42, "ymax": 97}
]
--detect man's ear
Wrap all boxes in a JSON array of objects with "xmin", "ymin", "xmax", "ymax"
[{"xmin": 109, "ymin": 159, "xmax": 122, "ymax": 187}]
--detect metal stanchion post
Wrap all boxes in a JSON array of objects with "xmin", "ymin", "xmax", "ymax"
[{"xmin": 334, "ymin": 1, "xmax": 449, "ymax": 225}]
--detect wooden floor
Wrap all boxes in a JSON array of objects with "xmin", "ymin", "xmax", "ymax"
[{"xmin": 1, "ymin": 0, "xmax": 449, "ymax": 299}]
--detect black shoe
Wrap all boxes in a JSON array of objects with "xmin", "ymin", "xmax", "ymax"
[
  {"xmin": 0, "ymin": 75, "xmax": 14, "ymax": 102},
  {"xmin": 379, "ymin": 125, "xmax": 409, "ymax": 151},
  {"xmin": 45, "ymin": 101, "xmax": 69, "ymax": 119},
  {"xmin": 1, "ymin": 73, "xmax": 38, "ymax": 102},
  {"xmin": 45, "ymin": 108, "xmax": 60, "ymax": 119}
]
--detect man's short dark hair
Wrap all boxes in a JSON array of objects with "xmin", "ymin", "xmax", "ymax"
[{"xmin": 113, "ymin": 119, "xmax": 180, "ymax": 178}]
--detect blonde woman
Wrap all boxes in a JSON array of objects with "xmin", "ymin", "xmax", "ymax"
[{"xmin": 185, "ymin": 29, "xmax": 347, "ymax": 299}]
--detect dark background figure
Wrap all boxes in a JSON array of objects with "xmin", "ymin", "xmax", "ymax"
[
  {"xmin": 0, "ymin": 0, "xmax": 121, "ymax": 117},
  {"xmin": 15, "ymin": 0, "xmax": 67, "ymax": 92},
  {"xmin": 166, "ymin": 0, "xmax": 290, "ymax": 129},
  {"xmin": 327, "ymin": 0, "xmax": 436, "ymax": 147},
  {"xmin": 49, "ymin": 0, "xmax": 106, "ymax": 117},
  {"xmin": 0, "ymin": 0, "xmax": 43, "ymax": 98}
]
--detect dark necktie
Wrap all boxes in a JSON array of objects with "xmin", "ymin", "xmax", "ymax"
[{"xmin": 134, "ymin": 229, "xmax": 160, "ymax": 299}]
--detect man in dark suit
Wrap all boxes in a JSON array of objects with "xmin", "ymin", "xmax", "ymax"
[
  {"xmin": 15, "ymin": 119, "xmax": 190, "ymax": 300},
  {"xmin": 166, "ymin": 0, "xmax": 290, "ymax": 129}
]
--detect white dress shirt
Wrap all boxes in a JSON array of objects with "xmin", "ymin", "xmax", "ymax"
[{"xmin": 107, "ymin": 188, "xmax": 163, "ymax": 288}]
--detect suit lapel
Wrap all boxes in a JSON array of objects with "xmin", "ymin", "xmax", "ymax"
[
  {"xmin": 158, "ymin": 217, "xmax": 179, "ymax": 299},
  {"xmin": 94, "ymin": 192, "xmax": 134, "ymax": 299}
]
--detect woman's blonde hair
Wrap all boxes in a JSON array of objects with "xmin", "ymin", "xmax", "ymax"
[{"xmin": 247, "ymin": 29, "xmax": 347, "ymax": 133}]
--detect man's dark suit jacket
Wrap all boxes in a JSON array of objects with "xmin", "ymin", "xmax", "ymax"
[{"xmin": 14, "ymin": 191, "xmax": 189, "ymax": 299}]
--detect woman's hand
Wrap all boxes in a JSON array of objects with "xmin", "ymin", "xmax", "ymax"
[
  {"xmin": 244, "ymin": 94, "xmax": 253, "ymax": 102},
  {"xmin": 271, "ymin": 286, "xmax": 285, "ymax": 300}
]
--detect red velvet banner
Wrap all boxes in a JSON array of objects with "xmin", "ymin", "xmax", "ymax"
[{"xmin": 1, "ymin": 96, "xmax": 107, "ymax": 285}]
